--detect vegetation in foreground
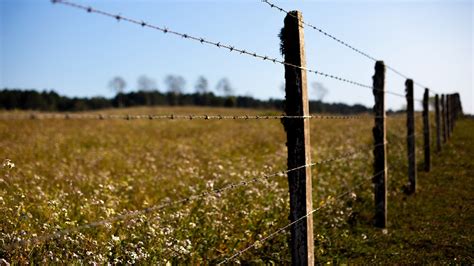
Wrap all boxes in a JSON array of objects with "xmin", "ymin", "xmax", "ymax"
[{"xmin": 0, "ymin": 106, "xmax": 471, "ymax": 264}]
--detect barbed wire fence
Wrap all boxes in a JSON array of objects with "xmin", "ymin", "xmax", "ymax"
[
  {"xmin": 0, "ymin": 113, "xmax": 381, "ymax": 121},
  {"xmin": 6, "ymin": 145, "xmax": 378, "ymax": 250},
  {"xmin": 260, "ymin": 0, "xmax": 440, "ymax": 95},
  {"xmin": 2, "ymin": 0, "xmax": 465, "ymax": 263}
]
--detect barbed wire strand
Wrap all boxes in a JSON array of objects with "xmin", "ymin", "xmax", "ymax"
[
  {"xmin": 260, "ymin": 0, "xmax": 440, "ymax": 95},
  {"xmin": 8, "ymin": 147, "xmax": 375, "ymax": 250},
  {"xmin": 218, "ymin": 167, "xmax": 387, "ymax": 264},
  {"xmin": 2, "ymin": 112, "xmax": 427, "ymax": 121},
  {"xmin": 51, "ymin": 0, "xmax": 388, "ymax": 94},
  {"xmin": 1, "ymin": 113, "xmax": 385, "ymax": 121}
]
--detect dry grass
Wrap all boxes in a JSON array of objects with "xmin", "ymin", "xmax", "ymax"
[{"xmin": 1, "ymin": 106, "xmax": 467, "ymax": 264}]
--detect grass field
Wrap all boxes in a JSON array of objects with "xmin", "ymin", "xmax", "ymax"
[{"xmin": 0, "ymin": 106, "xmax": 471, "ymax": 264}]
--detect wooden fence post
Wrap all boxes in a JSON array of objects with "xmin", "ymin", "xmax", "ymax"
[
  {"xmin": 449, "ymin": 94, "xmax": 453, "ymax": 133},
  {"xmin": 451, "ymin": 94, "xmax": 454, "ymax": 136},
  {"xmin": 405, "ymin": 79, "xmax": 416, "ymax": 194},
  {"xmin": 280, "ymin": 10, "xmax": 314, "ymax": 265},
  {"xmin": 372, "ymin": 61, "xmax": 387, "ymax": 228},
  {"xmin": 441, "ymin": 94, "xmax": 447, "ymax": 143},
  {"xmin": 435, "ymin": 94, "xmax": 441, "ymax": 152},
  {"xmin": 448, "ymin": 94, "xmax": 453, "ymax": 137},
  {"xmin": 446, "ymin": 94, "xmax": 451, "ymax": 139},
  {"xmin": 422, "ymin": 89, "xmax": 431, "ymax": 172}
]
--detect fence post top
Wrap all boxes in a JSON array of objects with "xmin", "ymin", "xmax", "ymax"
[
  {"xmin": 288, "ymin": 10, "xmax": 301, "ymax": 15},
  {"xmin": 374, "ymin": 61, "xmax": 385, "ymax": 73}
]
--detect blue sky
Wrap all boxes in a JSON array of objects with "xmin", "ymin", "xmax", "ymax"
[{"xmin": 1, "ymin": 0, "xmax": 472, "ymax": 113}]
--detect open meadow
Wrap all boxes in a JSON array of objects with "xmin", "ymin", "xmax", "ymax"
[{"xmin": 1, "ymin": 106, "xmax": 471, "ymax": 264}]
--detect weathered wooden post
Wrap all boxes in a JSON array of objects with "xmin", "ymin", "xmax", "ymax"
[
  {"xmin": 405, "ymin": 79, "xmax": 416, "ymax": 194},
  {"xmin": 441, "ymin": 94, "xmax": 447, "ymax": 143},
  {"xmin": 372, "ymin": 61, "xmax": 387, "ymax": 228},
  {"xmin": 280, "ymin": 10, "xmax": 314, "ymax": 265},
  {"xmin": 447, "ymin": 94, "xmax": 452, "ymax": 138},
  {"xmin": 435, "ymin": 94, "xmax": 441, "ymax": 152},
  {"xmin": 448, "ymin": 94, "xmax": 454, "ymax": 132},
  {"xmin": 451, "ymin": 94, "xmax": 457, "ymax": 131},
  {"xmin": 422, "ymin": 89, "xmax": 431, "ymax": 172},
  {"xmin": 445, "ymin": 94, "xmax": 451, "ymax": 140}
]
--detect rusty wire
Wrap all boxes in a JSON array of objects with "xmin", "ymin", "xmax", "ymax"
[
  {"xmin": 260, "ymin": 0, "xmax": 440, "ymax": 96},
  {"xmin": 1, "ymin": 113, "xmax": 381, "ymax": 121},
  {"xmin": 51, "ymin": 0, "xmax": 373, "ymax": 90}
]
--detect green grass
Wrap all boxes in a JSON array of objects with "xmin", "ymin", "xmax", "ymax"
[
  {"xmin": 0, "ymin": 107, "xmax": 471, "ymax": 264},
  {"xmin": 344, "ymin": 118, "xmax": 474, "ymax": 264}
]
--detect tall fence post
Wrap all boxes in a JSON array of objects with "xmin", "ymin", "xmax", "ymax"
[
  {"xmin": 448, "ymin": 94, "xmax": 453, "ymax": 133},
  {"xmin": 441, "ymin": 94, "xmax": 447, "ymax": 143},
  {"xmin": 449, "ymin": 94, "xmax": 453, "ymax": 137},
  {"xmin": 451, "ymin": 94, "xmax": 456, "ymax": 132},
  {"xmin": 280, "ymin": 10, "xmax": 314, "ymax": 265},
  {"xmin": 446, "ymin": 94, "xmax": 451, "ymax": 139},
  {"xmin": 422, "ymin": 89, "xmax": 431, "ymax": 172},
  {"xmin": 372, "ymin": 61, "xmax": 387, "ymax": 228},
  {"xmin": 435, "ymin": 94, "xmax": 441, "ymax": 152},
  {"xmin": 405, "ymin": 79, "xmax": 416, "ymax": 194}
]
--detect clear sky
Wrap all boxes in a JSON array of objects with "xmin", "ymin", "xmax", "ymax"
[{"xmin": 1, "ymin": 0, "xmax": 472, "ymax": 113}]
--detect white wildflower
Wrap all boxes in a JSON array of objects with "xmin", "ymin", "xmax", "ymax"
[{"xmin": 2, "ymin": 159, "xmax": 15, "ymax": 169}]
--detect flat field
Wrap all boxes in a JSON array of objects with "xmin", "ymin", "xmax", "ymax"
[{"xmin": 0, "ymin": 107, "xmax": 471, "ymax": 264}]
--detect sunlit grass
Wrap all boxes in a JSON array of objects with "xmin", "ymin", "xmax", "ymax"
[{"xmin": 0, "ymin": 107, "xmax": 437, "ymax": 263}]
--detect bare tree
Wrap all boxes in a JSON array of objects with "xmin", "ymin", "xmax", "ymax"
[
  {"xmin": 311, "ymin": 81, "xmax": 328, "ymax": 101},
  {"xmin": 137, "ymin": 75, "xmax": 158, "ymax": 92},
  {"xmin": 165, "ymin": 75, "xmax": 186, "ymax": 106},
  {"xmin": 216, "ymin": 78, "xmax": 234, "ymax": 96},
  {"xmin": 195, "ymin": 76, "xmax": 209, "ymax": 94},
  {"xmin": 108, "ymin": 76, "xmax": 127, "ymax": 94},
  {"xmin": 108, "ymin": 76, "xmax": 126, "ymax": 108},
  {"xmin": 165, "ymin": 75, "xmax": 186, "ymax": 95}
]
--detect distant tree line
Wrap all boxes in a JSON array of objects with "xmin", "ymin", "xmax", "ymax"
[
  {"xmin": 0, "ymin": 88, "xmax": 372, "ymax": 114},
  {"xmin": 0, "ymin": 75, "xmax": 372, "ymax": 114}
]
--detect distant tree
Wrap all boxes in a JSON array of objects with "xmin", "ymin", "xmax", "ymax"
[
  {"xmin": 108, "ymin": 76, "xmax": 127, "ymax": 107},
  {"xmin": 195, "ymin": 76, "xmax": 209, "ymax": 94},
  {"xmin": 165, "ymin": 75, "xmax": 186, "ymax": 105},
  {"xmin": 137, "ymin": 75, "xmax": 158, "ymax": 106},
  {"xmin": 137, "ymin": 75, "xmax": 158, "ymax": 92},
  {"xmin": 216, "ymin": 78, "xmax": 234, "ymax": 96},
  {"xmin": 311, "ymin": 82, "xmax": 328, "ymax": 101},
  {"xmin": 109, "ymin": 76, "xmax": 126, "ymax": 94},
  {"xmin": 165, "ymin": 75, "xmax": 186, "ymax": 95}
]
